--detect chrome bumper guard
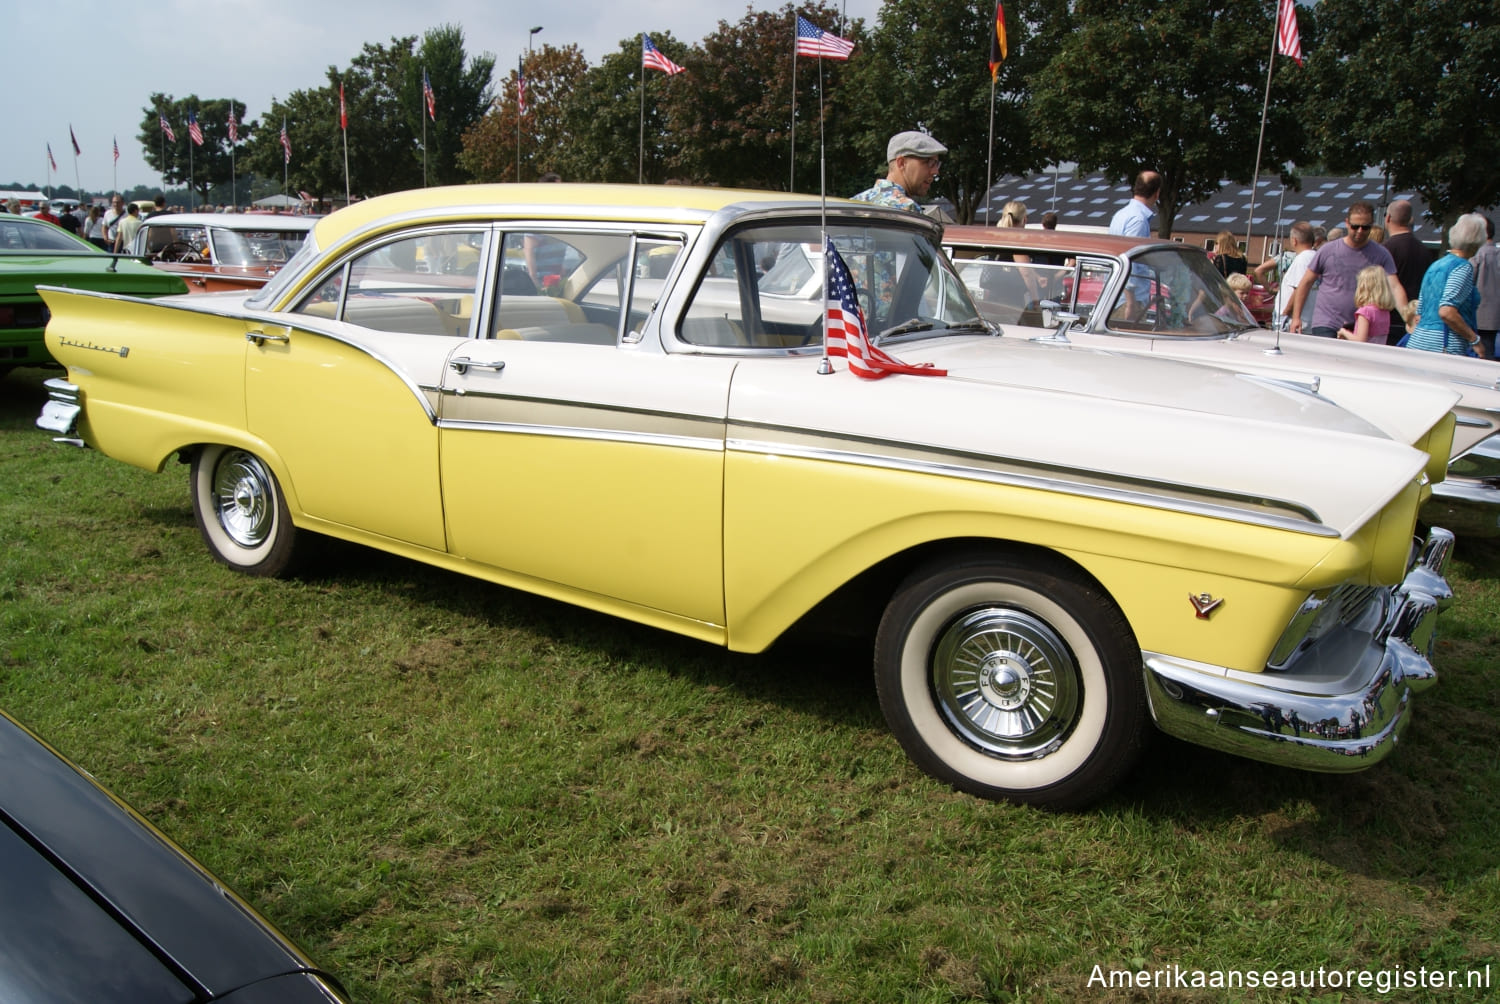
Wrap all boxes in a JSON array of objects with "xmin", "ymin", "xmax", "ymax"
[
  {"xmin": 1143, "ymin": 528, "xmax": 1454, "ymax": 773},
  {"xmin": 36, "ymin": 378, "xmax": 86, "ymax": 447}
]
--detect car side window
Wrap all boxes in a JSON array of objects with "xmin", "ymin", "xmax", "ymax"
[
  {"xmin": 490, "ymin": 231, "xmax": 633, "ymax": 345},
  {"xmin": 291, "ymin": 230, "xmax": 485, "ymax": 338}
]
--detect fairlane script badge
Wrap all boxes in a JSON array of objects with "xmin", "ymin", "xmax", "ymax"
[
  {"xmin": 58, "ymin": 337, "xmax": 128, "ymax": 358},
  {"xmin": 1189, "ymin": 593, "xmax": 1224, "ymax": 620}
]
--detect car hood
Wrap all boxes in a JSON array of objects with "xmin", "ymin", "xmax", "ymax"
[
  {"xmin": 1072, "ymin": 325, "xmax": 1499, "ymax": 456},
  {"xmin": 728, "ymin": 335, "xmax": 1449, "ymax": 539}
]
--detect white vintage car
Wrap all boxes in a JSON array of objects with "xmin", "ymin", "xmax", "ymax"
[
  {"xmin": 38, "ymin": 185, "xmax": 1459, "ymax": 808},
  {"xmin": 944, "ymin": 225, "xmax": 1500, "ymax": 537}
]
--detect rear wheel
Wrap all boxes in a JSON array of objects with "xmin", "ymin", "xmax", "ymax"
[
  {"xmin": 874, "ymin": 553, "xmax": 1146, "ymax": 809},
  {"xmin": 190, "ymin": 445, "xmax": 299, "ymax": 577}
]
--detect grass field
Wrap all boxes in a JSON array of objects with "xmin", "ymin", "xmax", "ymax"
[{"xmin": 2, "ymin": 365, "xmax": 1497, "ymax": 1002}]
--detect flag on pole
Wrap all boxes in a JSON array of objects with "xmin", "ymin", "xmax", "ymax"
[
  {"xmin": 517, "ymin": 56, "xmax": 527, "ymax": 115},
  {"xmin": 47, "ymin": 144, "xmax": 57, "ymax": 172},
  {"xmin": 70, "ymin": 125, "xmax": 81, "ymax": 156},
  {"xmin": 159, "ymin": 112, "xmax": 176, "ymax": 142},
  {"xmin": 642, "ymin": 35, "xmax": 685, "ymax": 75},
  {"xmin": 228, "ymin": 107, "xmax": 238, "ymax": 143},
  {"xmin": 1276, "ymin": 0, "xmax": 1303, "ymax": 65},
  {"xmin": 113, "ymin": 136, "xmax": 120, "ymax": 163},
  {"xmin": 423, "ymin": 69, "xmax": 436, "ymax": 120},
  {"xmin": 823, "ymin": 238, "xmax": 947, "ymax": 379},
  {"xmin": 988, "ymin": 3, "xmax": 1008, "ymax": 81},
  {"xmin": 280, "ymin": 119, "xmax": 292, "ymax": 164},
  {"xmin": 339, "ymin": 83, "xmax": 347, "ymax": 130},
  {"xmin": 187, "ymin": 111, "xmax": 204, "ymax": 146},
  {"xmin": 795, "ymin": 16, "xmax": 854, "ymax": 60}
]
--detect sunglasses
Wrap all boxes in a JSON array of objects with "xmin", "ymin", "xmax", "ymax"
[{"xmin": 1347, "ymin": 223, "xmax": 1373, "ymax": 232}]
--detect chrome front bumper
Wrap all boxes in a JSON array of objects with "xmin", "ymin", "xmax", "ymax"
[{"xmin": 1143, "ymin": 528, "xmax": 1454, "ymax": 773}]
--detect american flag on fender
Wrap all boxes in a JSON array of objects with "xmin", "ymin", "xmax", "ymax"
[
  {"xmin": 795, "ymin": 15, "xmax": 854, "ymax": 60},
  {"xmin": 823, "ymin": 237, "xmax": 947, "ymax": 379},
  {"xmin": 1276, "ymin": 0, "xmax": 1303, "ymax": 65},
  {"xmin": 642, "ymin": 35, "xmax": 685, "ymax": 75}
]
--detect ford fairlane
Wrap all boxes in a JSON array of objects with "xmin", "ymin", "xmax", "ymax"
[{"xmin": 37, "ymin": 185, "xmax": 1459, "ymax": 808}]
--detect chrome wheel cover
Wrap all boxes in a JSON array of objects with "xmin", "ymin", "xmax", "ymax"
[
  {"xmin": 211, "ymin": 450, "xmax": 275, "ymax": 548},
  {"xmin": 930, "ymin": 607, "xmax": 1082, "ymax": 759}
]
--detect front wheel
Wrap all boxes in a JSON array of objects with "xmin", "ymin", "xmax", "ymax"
[
  {"xmin": 874, "ymin": 554, "xmax": 1147, "ymax": 809},
  {"xmin": 190, "ymin": 445, "xmax": 299, "ymax": 577}
]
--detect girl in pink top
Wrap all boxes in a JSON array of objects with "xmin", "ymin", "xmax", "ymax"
[{"xmin": 1338, "ymin": 265, "xmax": 1395, "ymax": 344}]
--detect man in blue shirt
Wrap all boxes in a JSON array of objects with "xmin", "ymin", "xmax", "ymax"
[{"xmin": 1109, "ymin": 171, "xmax": 1161, "ymax": 237}]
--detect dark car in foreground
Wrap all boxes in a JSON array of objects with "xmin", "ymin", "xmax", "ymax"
[
  {"xmin": 0, "ymin": 709, "xmax": 348, "ymax": 1002},
  {"xmin": 0, "ymin": 214, "xmax": 187, "ymax": 373}
]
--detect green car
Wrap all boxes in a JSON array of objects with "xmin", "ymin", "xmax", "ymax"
[{"xmin": 1, "ymin": 214, "xmax": 188, "ymax": 373}]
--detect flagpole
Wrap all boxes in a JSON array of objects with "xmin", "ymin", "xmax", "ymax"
[
  {"xmin": 638, "ymin": 42, "xmax": 646, "ymax": 185},
  {"xmin": 985, "ymin": 78, "xmax": 996, "ymax": 223},
  {"xmin": 790, "ymin": 15, "xmax": 798, "ymax": 192},
  {"xmin": 818, "ymin": 53, "xmax": 833, "ymax": 376},
  {"xmin": 517, "ymin": 55, "xmax": 524, "ymax": 182},
  {"xmin": 341, "ymin": 83, "xmax": 350, "ymax": 207},
  {"xmin": 1246, "ymin": 7, "xmax": 1281, "ymax": 255},
  {"xmin": 188, "ymin": 127, "xmax": 195, "ymax": 211},
  {"xmin": 423, "ymin": 66, "xmax": 429, "ymax": 188},
  {"xmin": 112, "ymin": 138, "xmax": 118, "ymax": 198}
]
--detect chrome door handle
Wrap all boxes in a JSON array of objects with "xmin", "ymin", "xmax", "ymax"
[
  {"xmin": 449, "ymin": 357, "xmax": 505, "ymax": 375},
  {"xmin": 245, "ymin": 329, "xmax": 290, "ymax": 346}
]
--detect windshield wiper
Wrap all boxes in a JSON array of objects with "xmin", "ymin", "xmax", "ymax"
[{"xmin": 874, "ymin": 318, "xmax": 935, "ymax": 345}]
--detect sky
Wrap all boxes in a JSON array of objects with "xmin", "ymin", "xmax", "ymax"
[{"xmin": 9, "ymin": 0, "xmax": 883, "ymax": 195}]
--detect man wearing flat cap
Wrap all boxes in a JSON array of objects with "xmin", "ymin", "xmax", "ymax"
[{"xmin": 851, "ymin": 131, "xmax": 946, "ymax": 212}]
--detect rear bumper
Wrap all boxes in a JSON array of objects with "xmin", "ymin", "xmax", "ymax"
[{"xmin": 1143, "ymin": 528, "xmax": 1453, "ymax": 773}]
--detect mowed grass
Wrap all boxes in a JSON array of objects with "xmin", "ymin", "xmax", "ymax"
[{"xmin": 2, "ymin": 366, "xmax": 1497, "ymax": 1003}]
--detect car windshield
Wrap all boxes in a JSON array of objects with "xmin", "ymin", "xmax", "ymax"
[
  {"xmin": 679, "ymin": 222, "xmax": 983, "ymax": 349},
  {"xmin": 0, "ymin": 217, "xmax": 97, "ymax": 253},
  {"xmin": 208, "ymin": 227, "xmax": 309, "ymax": 267},
  {"xmin": 246, "ymin": 232, "xmax": 321, "ymax": 309},
  {"xmin": 1103, "ymin": 247, "xmax": 1257, "ymax": 335}
]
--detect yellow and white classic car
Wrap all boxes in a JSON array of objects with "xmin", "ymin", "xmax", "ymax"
[{"xmin": 38, "ymin": 185, "xmax": 1460, "ymax": 808}]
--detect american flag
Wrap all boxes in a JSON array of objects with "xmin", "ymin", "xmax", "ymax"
[
  {"xmin": 823, "ymin": 237, "xmax": 946, "ymax": 379},
  {"xmin": 642, "ymin": 35, "xmax": 685, "ymax": 75},
  {"xmin": 280, "ymin": 119, "xmax": 291, "ymax": 164},
  {"xmin": 187, "ymin": 111, "xmax": 204, "ymax": 146},
  {"xmin": 423, "ymin": 69, "xmax": 436, "ymax": 121},
  {"xmin": 159, "ymin": 112, "xmax": 176, "ymax": 142},
  {"xmin": 227, "ymin": 107, "xmax": 238, "ymax": 143},
  {"xmin": 113, "ymin": 136, "xmax": 119, "ymax": 163},
  {"xmin": 1276, "ymin": 0, "xmax": 1303, "ymax": 65},
  {"xmin": 795, "ymin": 15, "xmax": 854, "ymax": 61},
  {"xmin": 339, "ymin": 83, "xmax": 347, "ymax": 131},
  {"xmin": 46, "ymin": 144, "xmax": 57, "ymax": 172},
  {"xmin": 70, "ymin": 125, "xmax": 81, "ymax": 156},
  {"xmin": 517, "ymin": 57, "xmax": 527, "ymax": 115}
]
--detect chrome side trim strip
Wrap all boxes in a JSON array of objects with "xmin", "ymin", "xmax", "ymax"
[
  {"xmin": 436, "ymin": 418, "xmax": 723, "ymax": 452},
  {"xmin": 726, "ymin": 432, "xmax": 1336, "ymax": 537}
]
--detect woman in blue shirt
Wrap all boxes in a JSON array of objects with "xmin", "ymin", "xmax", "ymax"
[{"xmin": 1405, "ymin": 213, "xmax": 1488, "ymax": 358}]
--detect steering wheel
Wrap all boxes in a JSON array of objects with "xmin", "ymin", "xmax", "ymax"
[{"xmin": 158, "ymin": 241, "xmax": 204, "ymax": 264}]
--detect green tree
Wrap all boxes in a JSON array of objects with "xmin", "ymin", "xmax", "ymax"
[
  {"xmin": 670, "ymin": 4, "xmax": 866, "ymax": 192},
  {"xmin": 1301, "ymin": 0, "xmax": 1500, "ymax": 230},
  {"xmin": 243, "ymin": 87, "xmax": 343, "ymax": 202},
  {"xmin": 460, "ymin": 44, "xmax": 590, "ymax": 182},
  {"xmin": 138, "ymin": 96, "xmax": 251, "ymax": 206},
  {"xmin": 547, "ymin": 36, "xmax": 691, "ymax": 184},
  {"xmin": 847, "ymin": 0, "xmax": 1063, "ymax": 222},
  {"xmin": 1029, "ymin": 0, "xmax": 1309, "ymax": 236},
  {"xmin": 407, "ymin": 25, "xmax": 497, "ymax": 186}
]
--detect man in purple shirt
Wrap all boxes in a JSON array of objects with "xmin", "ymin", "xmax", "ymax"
[{"xmin": 1290, "ymin": 201, "xmax": 1408, "ymax": 338}]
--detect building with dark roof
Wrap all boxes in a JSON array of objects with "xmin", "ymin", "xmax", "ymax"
[{"xmin": 973, "ymin": 170, "xmax": 1461, "ymax": 262}]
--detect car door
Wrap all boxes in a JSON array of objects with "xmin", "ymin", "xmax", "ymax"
[
  {"xmin": 437, "ymin": 230, "xmax": 735, "ymax": 630},
  {"xmin": 244, "ymin": 226, "xmax": 491, "ymax": 551}
]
